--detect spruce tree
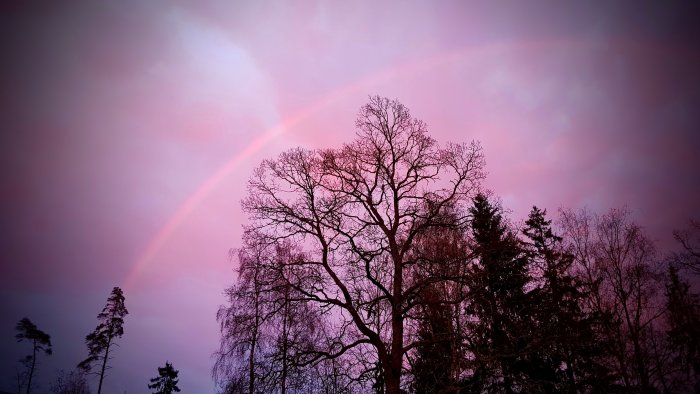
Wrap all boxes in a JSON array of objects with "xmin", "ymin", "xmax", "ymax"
[
  {"xmin": 413, "ymin": 287, "xmax": 456, "ymax": 394},
  {"xmin": 522, "ymin": 206, "xmax": 614, "ymax": 392},
  {"xmin": 462, "ymin": 194, "xmax": 530, "ymax": 393},
  {"xmin": 148, "ymin": 362, "xmax": 181, "ymax": 394},
  {"xmin": 78, "ymin": 287, "xmax": 128, "ymax": 394}
]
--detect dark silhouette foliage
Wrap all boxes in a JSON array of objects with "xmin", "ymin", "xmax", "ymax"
[
  {"xmin": 522, "ymin": 206, "xmax": 615, "ymax": 392},
  {"xmin": 148, "ymin": 362, "xmax": 181, "ymax": 394},
  {"xmin": 412, "ymin": 287, "xmax": 457, "ymax": 394},
  {"xmin": 665, "ymin": 266, "xmax": 700, "ymax": 391},
  {"xmin": 15, "ymin": 317, "xmax": 52, "ymax": 394},
  {"xmin": 407, "ymin": 205, "xmax": 467, "ymax": 394},
  {"xmin": 78, "ymin": 286, "xmax": 128, "ymax": 394},
  {"xmin": 461, "ymin": 194, "xmax": 531, "ymax": 393},
  {"xmin": 215, "ymin": 95, "xmax": 697, "ymax": 394},
  {"xmin": 673, "ymin": 219, "xmax": 700, "ymax": 275},
  {"xmin": 230, "ymin": 95, "xmax": 485, "ymax": 394},
  {"xmin": 50, "ymin": 369, "xmax": 91, "ymax": 394}
]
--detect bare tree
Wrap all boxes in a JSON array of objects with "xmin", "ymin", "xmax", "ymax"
[
  {"xmin": 560, "ymin": 208, "xmax": 665, "ymax": 392},
  {"xmin": 214, "ymin": 236, "xmax": 325, "ymax": 393},
  {"xmin": 214, "ymin": 238, "xmax": 273, "ymax": 394},
  {"xmin": 51, "ymin": 369, "xmax": 91, "ymax": 394},
  {"xmin": 672, "ymin": 219, "xmax": 700, "ymax": 275},
  {"xmin": 241, "ymin": 96, "xmax": 485, "ymax": 393}
]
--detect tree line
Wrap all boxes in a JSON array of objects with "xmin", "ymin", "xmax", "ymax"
[
  {"xmin": 213, "ymin": 96, "xmax": 700, "ymax": 394},
  {"xmin": 13, "ymin": 287, "xmax": 180, "ymax": 394}
]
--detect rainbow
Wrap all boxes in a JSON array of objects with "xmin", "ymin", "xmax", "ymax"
[{"xmin": 122, "ymin": 40, "xmax": 594, "ymax": 290}]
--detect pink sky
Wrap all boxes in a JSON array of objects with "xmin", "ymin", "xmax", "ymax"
[{"xmin": 1, "ymin": 1, "xmax": 699, "ymax": 392}]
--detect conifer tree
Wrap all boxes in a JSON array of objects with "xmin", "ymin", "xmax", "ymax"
[
  {"xmin": 78, "ymin": 286, "xmax": 128, "ymax": 394},
  {"xmin": 15, "ymin": 317, "xmax": 52, "ymax": 394},
  {"xmin": 148, "ymin": 362, "xmax": 181, "ymax": 394},
  {"xmin": 523, "ymin": 207, "xmax": 614, "ymax": 392},
  {"xmin": 462, "ymin": 194, "xmax": 530, "ymax": 393},
  {"xmin": 412, "ymin": 287, "xmax": 456, "ymax": 394}
]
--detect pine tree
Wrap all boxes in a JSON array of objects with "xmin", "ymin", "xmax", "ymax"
[
  {"xmin": 78, "ymin": 287, "xmax": 128, "ymax": 394},
  {"xmin": 148, "ymin": 362, "xmax": 181, "ymax": 394},
  {"xmin": 15, "ymin": 317, "xmax": 52, "ymax": 394}
]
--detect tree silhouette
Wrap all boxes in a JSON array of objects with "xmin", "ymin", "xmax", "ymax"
[
  {"xmin": 78, "ymin": 286, "xmax": 128, "ymax": 394},
  {"xmin": 411, "ymin": 287, "xmax": 456, "ymax": 394},
  {"xmin": 50, "ymin": 369, "xmax": 91, "ymax": 394},
  {"xmin": 15, "ymin": 317, "xmax": 52, "ymax": 394},
  {"xmin": 461, "ymin": 194, "xmax": 531, "ymax": 393},
  {"xmin": 239, "ymin": 95, "xmax": 485, "ymax": 393},
  {"xmin": 214, "ymin": 240, "xmax": 271, "ymax": 393},
  {"xmin": 560, "ymin": 208, "xmax": 665, "ymax": 392},
  {"xmin": 522, "ymin": 206, "xmax": 614, "ymax": 392},
  {"xmin": 148, "ymin": 362, "xmax": 181, "ymax": 394},
  {"xmin": 408, "ymin": 206, "xmax": 467, "ymax": 393},
  {"xmin": 215, "ymin": 237, "xmax": 326, "ymax": 393},
  {"xmin": 672, "ymin": 219, "xmax": 700, "ymax": 275},
  {"xmin": 214, "ymin": 95, "xmax": 700, "ymax": 393},
  {"xmin": 665, "ymin": 266, "xmax": 700, "ymax": 391}
]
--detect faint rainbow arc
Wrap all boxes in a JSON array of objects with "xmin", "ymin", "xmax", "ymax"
[
  {"xmin": 122, "ymin": 42, "xmax": 530, "ymax": 290},
  {"xmin": 122, "ymin": 80, "xmax": 371, "ymax": 290}
]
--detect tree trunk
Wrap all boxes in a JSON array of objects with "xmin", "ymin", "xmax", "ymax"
[
  {"xmin": 386, "ymin": 244, "xmax": 404, "ymax": 394},
  {"xmin": 385, "ymin": 372, "xmax": 401, "ymax": 394},
  {"xmin": 248, "ymin": 323, "xmax": 257, "ymax": 394},
  {"xmin": 281, "ymin": 293, "xmax": 289, "ymax": 394},
  {"xmin": 97, "ymin": 336, "xmax": 112, "ymax": 394},
  {"xmin": 25, "ymin": 339, "xmax": 36, "ymax": 394},
  {"xmin": 249, "ymin": 274, "xmax": 260, "ymax": 394}
]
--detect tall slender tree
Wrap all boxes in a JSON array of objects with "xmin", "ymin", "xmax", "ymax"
[
  {"xmin": 78, "ymin": 286, "xmax": 128, "ymax": 394},
  {"xmin": 215, "ymin": 237, "xmax": 324, "ymax": 393},
  {"xmin": 148, "ymin": 362, "xmax": 181, "ymax": 394},
  {"xmin": 15, "ymin": 317, "xmax": 52, "ymax": 394}
]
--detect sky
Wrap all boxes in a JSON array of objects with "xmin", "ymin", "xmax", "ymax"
[{"xmin": 1, "ymin": 1, "xmax": 699, "ymax": 392}]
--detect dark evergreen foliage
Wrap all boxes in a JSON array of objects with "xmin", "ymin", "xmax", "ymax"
[
  {"xmin": 78, "ymin": 286, "xmax": 128, "ymax": 394},
  {"xmin": 410, "ymin": 206, "xmax": 467, "ymax": 394},
  {"xmin": 148, "ymin": 362, "xmax": 181, "ymax": 394},
  {"xmin": 412, "ymin": 287, "xmax": 457, "ymax": 394},
  {"xmin": 522, "ymin": 206, "xmax": 615, "ymax": 392},
  {"xmin": 462, "ymin": 194, "xmax": 531, "ymax": 393},
  {"xmin": 212, "ymin": 97, "xmax": 697, "ymax": 394},
  {"xmin": 15, "ymin": 317, "xmax": 52, "ymax": 394}
]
